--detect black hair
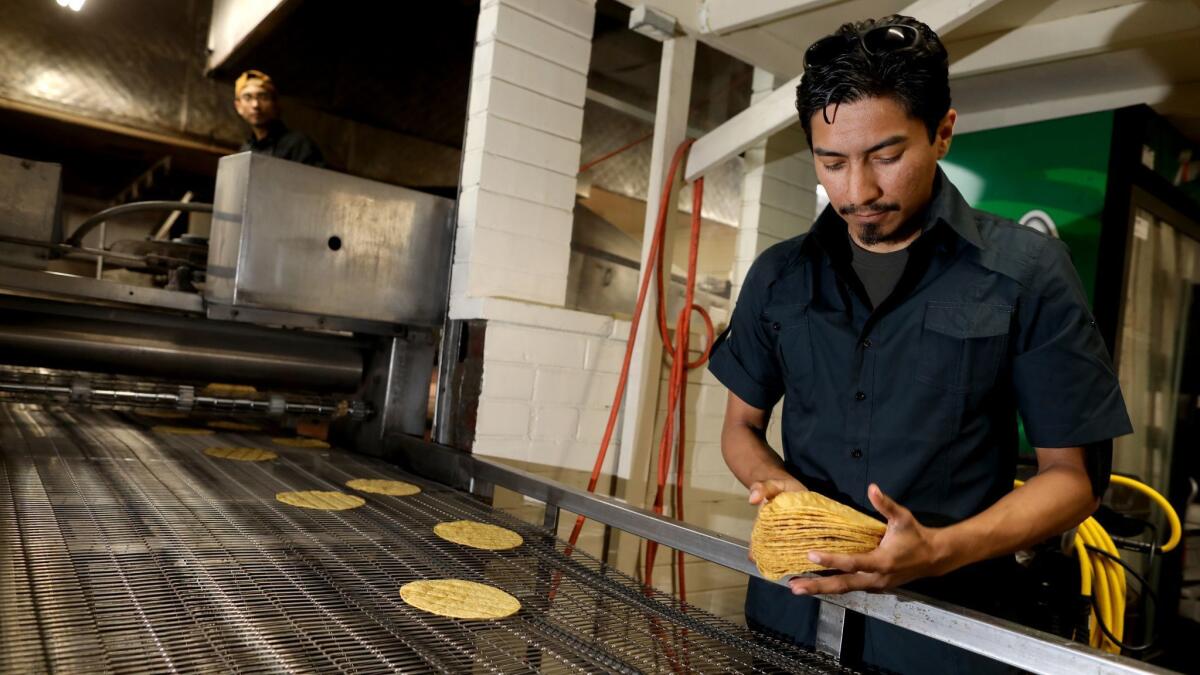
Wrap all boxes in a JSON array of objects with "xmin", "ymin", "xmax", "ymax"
[{"xmin": 796, "ymin": 15, "xmax": 950, "ymax": 144}]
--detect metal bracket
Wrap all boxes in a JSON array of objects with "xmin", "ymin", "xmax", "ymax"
[{"xmin": 815, "ymin": 602, "xmax": 847, "ymax": 660}]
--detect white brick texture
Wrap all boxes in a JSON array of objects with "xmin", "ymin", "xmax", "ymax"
[{"xmin": 453, "ymin": 0, "xmax": 593, "ymax": 309}]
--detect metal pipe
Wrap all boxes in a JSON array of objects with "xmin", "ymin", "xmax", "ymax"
[
  {"xmin": 0, "ymin": 381, "xmax": 367, "ymax": 418},
  {"xmin": 0, "ymin": 312, "xmax": 364, "ymax": 391},
  {"xmin": 65, "ymin": 201, "xmax": 214, "ymax": 247},
  {"xmin": 0, "ymin": 233, "xmax": 202, "ymax": 269}
]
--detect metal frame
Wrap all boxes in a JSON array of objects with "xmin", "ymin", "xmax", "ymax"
[
  {"xmin": 0, "ymin": 265, "xmax": 204, "ymax": 313},
  {"xmin": 384, "ymin": 435, "xmax": 1176, "ymax": 675}
]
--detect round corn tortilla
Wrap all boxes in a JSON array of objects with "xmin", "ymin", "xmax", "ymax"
[
  {"xmin": 434, "ymin": 520, "xmax": 523, "ymax": 551},
  {"xmin": 399, "ymin": 579, "xmax": 520, "ymax": 620},
  {"xmin": 207, "ymin": 421, "xmax": 263, "ymax": 432},
  {"xmin": 346, "ymin": 478, "xmax": 421, "ymax": 497},
  {"xmin": 152, "ymin": 426, "xmax": 214, "ymax": 436},
  {"xmin": 203, "ymin": 447, "xmax": 277, "ymax": 462},
  {"xmin": 276, "ymin": 490, "xmax": 364, "ymax": 510},
  {"xmin": 272, "ymin": 437, "xmax": 330, "ymax": 449}
]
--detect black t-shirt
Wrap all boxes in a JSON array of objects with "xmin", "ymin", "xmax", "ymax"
[{"xmin": 849, "ymin": 234, "xmax": 908, "ymax": 309}]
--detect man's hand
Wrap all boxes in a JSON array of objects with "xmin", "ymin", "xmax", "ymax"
[
  {"xmin": 786, "ymin": 483, "xmax": 950, "ymax": 596},
  {"xmin": 748, "ymin": 477, "xmax": 807, "ymax": 506},
  {"xmin": 747, "ymin": 477, "xmax": 807, "ymax": 563}
]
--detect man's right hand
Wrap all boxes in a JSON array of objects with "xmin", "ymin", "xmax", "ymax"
[
  {"xmin": 747, "ymin": 477, "xmax": 807, "ymax": 562},
  {"xmin": 748, "ymin": 477, "xmax": 807, "ymax": 505}
]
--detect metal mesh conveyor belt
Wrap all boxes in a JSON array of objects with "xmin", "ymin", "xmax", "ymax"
[{"xmin": 0, "ymin": 403, "xmax": 859, "ymax": 674}]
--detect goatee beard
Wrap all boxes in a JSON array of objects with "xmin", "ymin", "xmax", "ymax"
[{"xmin": 857, "ymin": 218, "xmax": 921, "ymax": 246}]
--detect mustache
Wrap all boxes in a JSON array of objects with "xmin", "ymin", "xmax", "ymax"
[{"xmin": 839, "ymin": 202, "xmax": 901, "ymax": 216}]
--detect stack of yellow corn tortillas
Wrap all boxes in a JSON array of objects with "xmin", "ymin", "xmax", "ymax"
[{"xmin": 750, "ymin": 491, "xmax": 887, "ymax": 581}]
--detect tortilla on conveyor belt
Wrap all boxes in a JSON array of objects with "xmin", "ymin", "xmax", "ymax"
[
  {"xmin": 275, "ymin": 490, "xmax": 365, "ymax": 511},
  {"xmin": 345, "ymin": 478, "xmax": 421, "ymax": 497},
  {"xmin": 434, "ymin": 520, "xmax": 523, "ymax": 551},
  {"xmin": 203, "ymin": 447, "xmax": 278, "ymax": 462},
  {"xmin": 399, "ymin": 580, "xmax": 521, "ymax": 620},
  {"xmin": 750, "ymin": 491, "xmax": 886, "ymax": 580},
  {"xmin": 272, "ymin": 437, "xmax": 330, "ymax": 449}
]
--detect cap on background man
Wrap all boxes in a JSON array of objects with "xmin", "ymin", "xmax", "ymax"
[{"xmin": 233, "ymin": 69, "xmax": 324, "ymax": 167}]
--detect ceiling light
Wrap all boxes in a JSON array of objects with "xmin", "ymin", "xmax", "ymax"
[
  {"xmin": 67, "ymin": 0, "xmax": 85, "ymax": 11},
  {"xmin": 55, "ymin": 0, "xmax": 69, "ymax": 6}
]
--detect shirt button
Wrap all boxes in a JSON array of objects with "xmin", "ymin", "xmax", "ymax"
[
  {"xmin": 862, "ymin": 338, "xmax": 872, "ymax": 348},
  {"xmin": 771, "ymin": 322, "xmax": 781, "ymax": 331},
  {"xmin": 855, "ymin": 391, "xmax": 866, "ymax": 401},
  {"xmin": 851, "ymin": 448, "xmax": 863, "ymax": 459}
]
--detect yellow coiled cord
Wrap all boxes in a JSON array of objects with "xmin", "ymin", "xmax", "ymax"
[{"xmin": 1015, "ymin": 474, "xmax": 1180, "ymax": 654}]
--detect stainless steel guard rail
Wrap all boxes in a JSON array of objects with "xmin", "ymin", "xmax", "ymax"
[{"xmin": 384, "ymin": 434, "xmax": 1176, "ymax": 675}]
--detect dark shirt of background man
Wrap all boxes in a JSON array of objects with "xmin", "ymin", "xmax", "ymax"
[{"xmin": 238, "ymin": 120, "xmax": 325, "ymax": 167}]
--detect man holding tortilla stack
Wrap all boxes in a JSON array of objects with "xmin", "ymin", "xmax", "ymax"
[{"xmin": 707, "ymin": 14, "xmax": 1132, "ymax": 674}]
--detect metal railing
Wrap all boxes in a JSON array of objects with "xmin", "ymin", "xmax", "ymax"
[{"xmin": 386, "ymin": 436, "xmax": 1177, "ymax": 675}]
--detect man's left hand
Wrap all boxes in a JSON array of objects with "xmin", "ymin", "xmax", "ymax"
[{"xmin": 787, "ymin": 483, "xmax": 953, "ymax": 596}]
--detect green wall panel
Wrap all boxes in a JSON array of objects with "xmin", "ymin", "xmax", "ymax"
[{"xmin": 941, "ymin": 110, "xmax": 1114, "ymax": 304}]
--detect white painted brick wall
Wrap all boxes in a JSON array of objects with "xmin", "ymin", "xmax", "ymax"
[
  {"xmin": 465, "ymin": 113, "xmax": 583, "ymax": 176},
  {"xmin": 477, "ymin": 2, "xmax": 593, "ymax": 75},
  {"xmin": 453, "ymin": 0, "xmax": 593, "ymax": 310},
  {"xmin": 461, "ymin": 150, "xmax": 578, "ymax": 211},
  {"xmin": 455, "ymin": 225, "xmax": 570, "ymax": 278},
  {"xmin": 472, "ymin": 310, "xmax": 624, "ymax": 469},
  {"xmin": 467, "ymin": 77, "xmax": 586, "ymax": 142},
  {"xmin": 471, "ymin": 40, "xmax": 589, "ymax": 107},
  {"xmin": 482, "ymin": 0, "xmax": 595, "ymax": 39},
  {"xmin": 532, "ymin": 405, "xmax": 581, "ymax": 441},
  {"xmin": 533, "ymin": 367, "xmax": 590, "ymax": 403},
  {"xmin": 476, "ymin": 399, "xmax": 532, "ymax": 437},
  {"xmin": 452, "ymin": 260, "xmax": 566, "ymax": 306},
  {"xmin": 458, "ymin": 188, "xmax": 573, "ymax": 243},
  {"xmin": 484, "ymin": 323, "xmax": 588, "ymax": 368},
  {"xmin": 480, "ymin": 362, "xmax": 536, "ymax": 400}
]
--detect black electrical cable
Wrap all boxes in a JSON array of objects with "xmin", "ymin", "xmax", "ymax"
[
  {"xmin": 1084, "ymin": 544, "xmax": 1159, "ymax": 653},
  {"xmin": 65, "ymin": 201, "xmax": 214, "ymax": 247}
]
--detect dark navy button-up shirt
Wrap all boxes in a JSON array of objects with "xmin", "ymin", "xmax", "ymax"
[
  {"xmin": 710, "ymin": 169, "xmax": 1132, "ymax": 525},
  {"xmin": 710, "ymin": 169, "xmax": 1132, "ymax": 672},
  {"xmin": 240, "ymin": 121, "xmax": 325, "ymax": 167}
]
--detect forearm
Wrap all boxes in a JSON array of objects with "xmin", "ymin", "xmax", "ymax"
[
  {"xmin": 934, "ymin": 463, "xmax": 1096, "ymax": 574},
  {"xmin": 721, "ymin": 422, "xmax": 798, "ymax": 490}
]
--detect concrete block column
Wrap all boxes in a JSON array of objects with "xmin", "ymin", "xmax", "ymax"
[
  {"xmin": 452, "ymin": 0, "xmax": 596, "ymax": 312},
  {"xmin": 733, "ymin": 69, "xmax": 819, "ymax": 300}
]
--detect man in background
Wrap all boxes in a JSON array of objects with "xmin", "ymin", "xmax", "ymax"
[{"xmin": 233, "ymin": 69, "xmax": 324, "ymax": 167}]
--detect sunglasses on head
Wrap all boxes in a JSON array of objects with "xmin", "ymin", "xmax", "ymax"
[{"xmin": 804, "ymin": 24, "xmax": 924, "ymax": 70}]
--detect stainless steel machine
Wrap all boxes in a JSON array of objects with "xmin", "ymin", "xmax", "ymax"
[{"xmin": 0, "ymin": 151, "xmax": 1177, "ymax": 674}]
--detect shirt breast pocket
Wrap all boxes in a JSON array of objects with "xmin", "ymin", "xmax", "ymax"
[
  {"xmin": 917, "ymin": 302, "xmax": 1012, "ymax": 393},
  {"xmin": 761, "ymin": 303, "xmax": 813, "ymax": 380}
]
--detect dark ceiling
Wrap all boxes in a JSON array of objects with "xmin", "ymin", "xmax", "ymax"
[
  {"xmin": 0, "ymin": 0, "xmax": 753, "ymax": 207},
  {"xmin": 215, "ymin": 0, "xmax": 751, "ymax": 150},
  {"xmin": 215, "ymin": 0, "xmax": 481, "ymax": 150}
]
